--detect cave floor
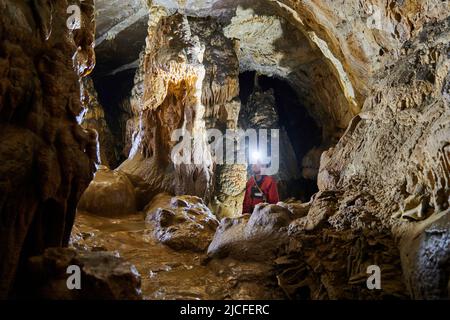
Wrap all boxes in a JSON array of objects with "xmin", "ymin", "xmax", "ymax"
[{"xmin": 71, "ymin": 212, "xmax": 281, "ymax": 300}]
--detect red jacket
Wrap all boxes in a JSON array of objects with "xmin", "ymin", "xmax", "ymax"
[{"xmin": 242, "ymin": 175, "xmax": 279, "ymax": 214}]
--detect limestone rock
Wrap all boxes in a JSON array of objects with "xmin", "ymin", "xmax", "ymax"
[
  {"xmin": 284, "ymin": 15, "xmax": 450, "ymax": 300},
  {"xmin": 146, "ymin": 195, "xmax": 219, "ymax": 252},
  {"xmin": 78, "ymin": 167, "xmax": 137, "ymax": 217},
  {"xmin": 207, "ymin": 204, "xmax": 293, "ymax": 261},
  {"xmin": 210, "ymin": 164, "xmax": 247, "ymax": 219},
  {"xmin": 26, "ymin": 248, "xmax": 142, "ymax": 300},
  {"xmin": 400, "ymin": 212, "xmax": 450, "ymax": 299},
  {"xmin": 0, "ymin": 0, "xmax": 96, "ymax": 298}
]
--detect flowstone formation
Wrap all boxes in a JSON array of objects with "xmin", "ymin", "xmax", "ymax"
[
  {"xmin": 0, "ymin": 0, "xmax": 97, "ymax": 298},
  {"xmin": 118, "ymin": 11, "xmax": 247, "ymax": 216},
  {"xmin": 78, "ymin": 166, "xmax": 137, "ymax": 217}
]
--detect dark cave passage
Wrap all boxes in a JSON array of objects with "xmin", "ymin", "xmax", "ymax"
[
  {"xmin": 91, "ymin": 70, "xmax": 136, "ymax": 168},
  {"xmin": 239, "ymin": 71, "xmax": 321, "ymax": 202}
]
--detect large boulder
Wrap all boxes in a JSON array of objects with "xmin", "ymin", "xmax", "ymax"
[
  {"xmin": 145, "ymin": 194, "xmax": 219, "ymax": 252},
  {"xmin": 78, "ymin": 167, "xmax": 137, "ymax": 217},
  {"xmin": 25, "ymin": 248, "xmax": 142, "ymax": 300},
  {"xmin": 207, "ymin": 203, "xmax": 294, "ymax": 261}
]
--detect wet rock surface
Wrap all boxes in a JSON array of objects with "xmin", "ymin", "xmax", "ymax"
[
  {"xmin": 25, "ymin": 248, "xmax": 141, "ymax": 300},
  {"xmin": 208, "ymin": 204, "xmax": 293, "ymax": 262},
  {"xmin": 145, "ymin": 194, "xmax": 219, "ymax": 252},
  {"xmin": 78, "ymin": 167, "xmax": 137, "ymax": 217},
  {"xmin": 71, "ymin": 211, "xmax": 283, "ymax": 300}
]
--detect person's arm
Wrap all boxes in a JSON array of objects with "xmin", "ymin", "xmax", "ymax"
[
  {"xmin": 267, "ymin": 178, "xmax": 279, "ymax": 204},
  {"xmin": 242, "ymin": 181, "xmax": 252, "ymax": 214}
]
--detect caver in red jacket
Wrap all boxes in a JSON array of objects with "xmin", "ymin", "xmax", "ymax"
[{"xmin": 242, "ymin": 175, "xmax": 279, "ymax": 214}]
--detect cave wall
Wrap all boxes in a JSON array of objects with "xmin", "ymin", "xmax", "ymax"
[
  {"xmin": 0, "ymin": 0, "xmax": 96, "ymax": 298},
  {"xmin": 316, "ymin": 17, "xmax": 450, "ymax": 298}
]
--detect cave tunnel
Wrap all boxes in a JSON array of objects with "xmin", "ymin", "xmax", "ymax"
[
  {"xmin": 239, "ymin": 71, "xmax": 321, "ymax": 202},
  {"xmin": 1, "ymin": 0, "xmax": 450, "ymax": 304},
  {"xmin": 91, "ymin": 69, "xmax": 137, "ymax": 168}
]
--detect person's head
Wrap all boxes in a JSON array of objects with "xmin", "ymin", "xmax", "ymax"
[
  {"xmin": 250, "ymin": 151, "xmax": 270, "ymax": 175},
  {"xmin": 251, "ymin": 162, "xmax": 262, "ymax": 175}
]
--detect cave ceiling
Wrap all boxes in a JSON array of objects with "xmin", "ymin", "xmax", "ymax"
[{"xmin": 94, "ymin": 0, "xmax": 369, "ymax": 138}]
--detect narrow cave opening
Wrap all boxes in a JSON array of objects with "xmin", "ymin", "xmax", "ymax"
[
  {"xmin": 239, "ymin": 71, "xmax": 321, "ymax": 202},
  {"xmin": 91, "ymin": 70, "xmax": 136, "ymax": 168}
]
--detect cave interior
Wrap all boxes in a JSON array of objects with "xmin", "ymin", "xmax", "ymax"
[{"xmin": 1, "ymin": 0, "xmax": 450, "ymax": 301}]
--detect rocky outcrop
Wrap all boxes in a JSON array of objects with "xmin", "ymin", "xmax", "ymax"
[
  {"xmin": 145, "ymin": 194, "xmax": 219, "ymax": 252},
  {"xmin": 94, "ymin": 0, "xmax": 148, "ymax": 77},
  {"xmin": 25, "ymin": 248, "xmax": 142, "ymax": 300},
  {"xmin": 277, "ymin": 224, "xmax": 407, "ymax": 299},
  {"xmin": 207, "ymin": 203, "xmax": 294, "ymax": 261},
  {"xmin": 0, "ymin": 0, "xmax": 96, "ymax": 298},
  {"xmin": 282, "ymin": 16, "xmax": 450, "ymax": 299}
]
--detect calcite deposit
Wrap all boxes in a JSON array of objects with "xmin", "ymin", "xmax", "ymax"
[{"xmin": 77, "ymin": 166, "xmax": 137, "ymax": 217}]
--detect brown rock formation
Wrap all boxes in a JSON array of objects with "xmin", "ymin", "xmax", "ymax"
[
  {"xmin": 284, "ymin": 16, "xmax": 450, "ymax": 299},
  {"xmin": 0, "ymin": 0, "xmax": 96, "ymax": 298},
  {"xmin": 78, "ymin": 166, "xmax": 137, "ymax": 217},
  {"xmin": 25, "ymin": 248, "xmax": 142, "ymax": 300},
  {"xmin": 207, "ymin": 203, "xmax": 293, "ymax": 261},
  {"xmin": 119, "ymin": 12, "xmax": 246, "ymax": 214},
  {"xmin": 145, "ymin": 194, "xmax": 219, "ymax": 252}
]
